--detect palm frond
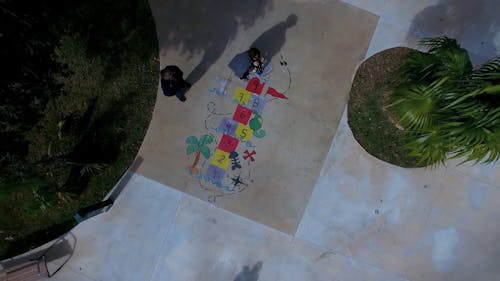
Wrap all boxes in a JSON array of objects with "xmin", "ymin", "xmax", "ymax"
[
  {"xmin": 398, "ymin": 51, "xmax": 438, "ymax": 83},
  {"xmin": 420, "ymin": 37, "xmax": 461, "ymax": 54},
  {"xmin": 435, "ymin": 48, "xmax": 472, "ymax": 78},
  {"xmin": 472, "ymin": 56, "xmax": 500, "ymax": 82}
]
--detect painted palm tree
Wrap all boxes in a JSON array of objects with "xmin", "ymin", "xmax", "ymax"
[
  {"xmin": 389, "ymin": 36, "xmax": 500, "ymax": 166},
  {"xmin": 186, "ymin": 134, "xmax": 213, "ymax": 174}
]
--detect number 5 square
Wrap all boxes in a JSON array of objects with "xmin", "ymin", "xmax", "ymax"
[{"xmin": 235, "ymin": 123, "xmax": 253, "ymax": 141}]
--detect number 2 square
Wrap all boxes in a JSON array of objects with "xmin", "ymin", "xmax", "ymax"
[{"xmin": 211, "ymin": 149, "xmax": 230, "ymax": 170}]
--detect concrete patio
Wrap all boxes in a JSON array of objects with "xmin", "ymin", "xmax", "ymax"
[{"xmin": 3, "ymin": 0, "xmax": 499, "ymax": 280}]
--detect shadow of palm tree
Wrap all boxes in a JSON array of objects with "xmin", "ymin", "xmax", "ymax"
[
  {"xmin": 151, "ymin": 0, "xmax": 273, "ymax": 84},
  {"xmin": 407, "ymin": 0, "xmax": 500, "ymax": 65}
]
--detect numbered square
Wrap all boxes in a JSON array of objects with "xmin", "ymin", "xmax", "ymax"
[
  {"xmin": 232, "ymin": 105, "xmax": 253, "ymax": 125},
  {"xmin": 218, "ymin": 134, "xmax": 239, "ymax": 153},
  {"xmin": 205, "ymin": 164, "xmax": 226, "ymax": 184},
  {"xmin": 217, "ymin": 117, "xmax": 238, "ymax": 136},
  {"xmin": 248, "ymin": 94, "xmax": 266, "ymax": 114},
  {"xmin": 211, "ymin": 149, "xmax": 231, "ymax": 170},
  {"xmin": 232, "ymin": 87, "xmax": 252, "ymax": 105},
  {"xmin": 234, "ymin": 123, "xmax": 253, "ymax": 141},
  {"xmin": 246, "ymin": 77, "xmax": 265, "ymax": 95}
]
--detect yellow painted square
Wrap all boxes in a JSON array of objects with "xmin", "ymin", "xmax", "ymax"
[
  {"xmin": 234, "ymin": 123, "xmax": 253, "ymax": 141},
  {"xmin": 211, "ymin": 149, "xmax": 230, "ymax": 170},
  {"xmin": 232, "ymin": 87, "xmax": 251, "ymax": 106}
]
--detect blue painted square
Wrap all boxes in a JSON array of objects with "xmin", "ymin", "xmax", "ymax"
[
  {"xmin": 205, "ymin": 164, "xmax": 226, "ymax": 185},
  {"xmin": 248, "ymin": 94, "xmax": 266, "ymax": 114},
  {"xmin": 217, "ymin": 117, "xmax": 238, "ymax": 136}
]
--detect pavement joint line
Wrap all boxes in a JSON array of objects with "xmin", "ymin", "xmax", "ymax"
[
  {"xmin": 294, "ymin": 107, "xmax": 352, "ymax": 235},
  {"xmin": 147, "ymin": 187, "xmax": 184, "ymax": 281},
  {"xmin": 176, "ymin": 182, "xmax": 294, "ymax": 239}
]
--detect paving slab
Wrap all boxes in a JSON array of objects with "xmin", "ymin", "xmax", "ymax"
[
  {"xmin": 297, "ymin": 108, "xmax": 500, "ymax": 279},
  {"xmin": 137, "ymin": 0, "xmax": 378, "ymax": 234},
  {"xmin": 341, "ymin": 0, "xmax": 500, "ymax": 64},
  {"xmin": 48, "ymin": 174, "xmax": 183, "ymax": 281}
]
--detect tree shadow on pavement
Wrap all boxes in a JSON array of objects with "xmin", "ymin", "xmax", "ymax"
[
  {"xmin": 407, "ymin": 0, "xmax": 500, "ymax": 65},
  {"xmin": 250, "ymin": 14, "xmax": 298, "ymax": 62},
  {"xmin": 151, "ymin": 0, "xmax": 273, "ymax": 85}
]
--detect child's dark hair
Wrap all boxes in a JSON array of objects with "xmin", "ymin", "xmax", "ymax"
[
  {"xmin": 160, "ymin": 68, "xmax": 169, "ymax": 76},
  {"xmin": 248, "ymin": 47, "xmax": 261, "ymax": 59}
]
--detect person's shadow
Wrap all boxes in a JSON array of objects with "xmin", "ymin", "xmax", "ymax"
[
  {"xmin": 250, "ymin": 14, "xmax": 298, "ymax": 62},
  {"xmin": 233, "ymin": 261, "xmax": 263, "ymax": 281}
]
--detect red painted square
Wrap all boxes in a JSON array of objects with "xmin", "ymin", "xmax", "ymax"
[
  {"xmin": 232, "ymin": 105, "xmax": 252, "ymax": 125},
  {"xmin": 246, "ymin": 77, "xmax": 265, "ymax": 95},
  {"xmin": 217, "ymin": 134, "xmax": 239, "ymax": 153}
]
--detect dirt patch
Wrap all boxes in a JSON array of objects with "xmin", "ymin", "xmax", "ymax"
[{"xmin": 347, "ymin": 47, "xmax": 424, "ymax": 168}]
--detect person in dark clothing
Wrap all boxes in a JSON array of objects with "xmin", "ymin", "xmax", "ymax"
[
  {"xmin": 228, "ymin": 48, "xmax": 265, "ymax": 80},
  {"xmin": 160, "ymin": 65, "xmax": 191, "ymax": 102}
]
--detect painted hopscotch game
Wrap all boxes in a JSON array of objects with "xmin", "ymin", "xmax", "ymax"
[{"xmin": 185, "ymin": 76, "xmax": 288, "ymax": 203}]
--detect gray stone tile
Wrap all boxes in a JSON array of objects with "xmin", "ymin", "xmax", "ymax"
[
  {"xmin": 58, "ymin": 174, "xmax": 182, "ymax": 281},
  {"xmin": 150, "ymin": 195, "xmax": 291, "ymax": 281}
]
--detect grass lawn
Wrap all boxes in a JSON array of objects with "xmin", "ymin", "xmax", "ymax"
[
  {"xmin": 0, "ymin": 0, "xmax": 158, "ymax": 259},
  {"xmin": 347, "ymin": 47, "xmax": 425, "ymax": 168}
]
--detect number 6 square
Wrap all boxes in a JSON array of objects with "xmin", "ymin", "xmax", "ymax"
[{"xmin": 232, "ymin": 105, "xmax": 252, "ymax": 125}]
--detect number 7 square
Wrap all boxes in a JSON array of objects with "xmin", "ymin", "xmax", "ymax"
[{"xmin": 232, "ymin": 87, "xmax": 251, "ymax": 105}]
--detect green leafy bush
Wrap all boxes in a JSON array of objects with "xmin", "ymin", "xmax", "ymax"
[{"xmin": 389, "ymin": 37, "xmax": 500, "ymax": 166}]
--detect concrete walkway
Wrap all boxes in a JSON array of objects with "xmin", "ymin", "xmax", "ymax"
[{"xmin": 5, "ymin": 1, "xmax": 499, "ymax": 280}]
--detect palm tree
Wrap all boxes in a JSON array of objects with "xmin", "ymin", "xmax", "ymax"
[
  {"xmin": 186, "ymin": 134, "xmax": 213, "ymax": 174},
  {"xmin": 389, "ymin": 37, "xmax": 500, "ymax": 166}
]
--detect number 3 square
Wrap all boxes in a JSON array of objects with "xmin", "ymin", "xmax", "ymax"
[{"xmin": 218, "ymin": 134, "xmax": 239, "ymax": 153}]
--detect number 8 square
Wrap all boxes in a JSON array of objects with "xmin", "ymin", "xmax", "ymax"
[{"xmin": 248, "ymin": 94, "xmax": 266, "ymax": 114}]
